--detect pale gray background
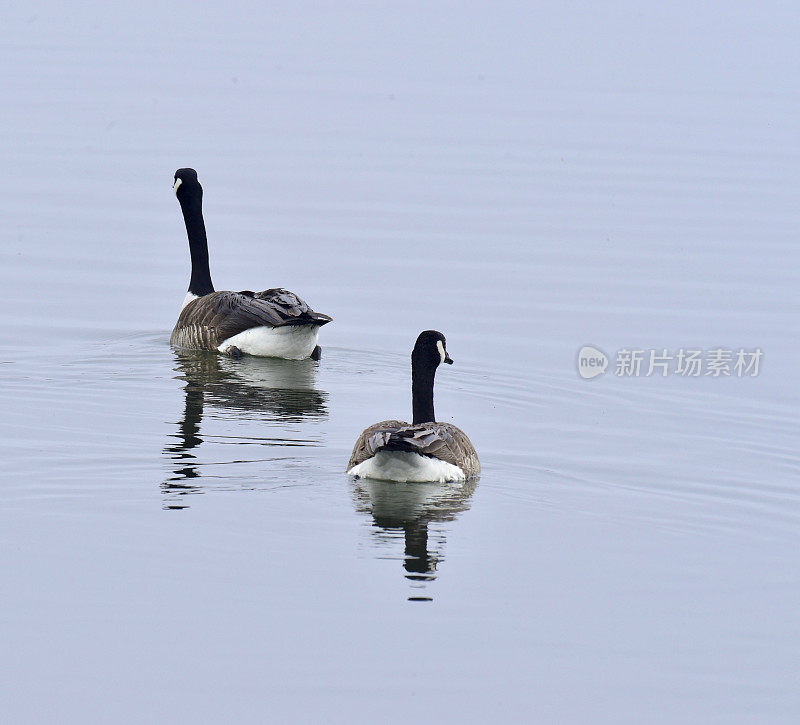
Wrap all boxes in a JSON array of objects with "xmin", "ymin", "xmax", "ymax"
[{"xmin": 1, "ymin": 2, "xmax": 798, "ymax": 723}]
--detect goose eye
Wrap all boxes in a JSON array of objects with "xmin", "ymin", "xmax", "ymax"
[
  {"xmin": 173, "ymin": 178, "xmax": 182, "ymax": 194},
  {"xmin": 436, "ymin": 340, "xmax": 446, "ymax": 363}
]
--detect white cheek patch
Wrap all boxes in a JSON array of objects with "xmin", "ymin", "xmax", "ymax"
[
  {"xmin": 436, "ymin": 340, "xmax": 446, "ymax": 364},
  {"xmin": 173, "ymin": 178, "xmax": 182, "ymax": 194}
]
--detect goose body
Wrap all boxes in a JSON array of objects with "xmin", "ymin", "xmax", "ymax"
[
  {"xmin": 347, "ymin": 420, "xmax": 479, "ymax": 482},
  {"xmin": 347, "ymin": 331, "xmax": 480, "ymax": 483},
  {"xmin": 171, "ymin": 288, "xmax": 329, "ymax": 359},
  {"xmin": 170, "ymin": 168, "xmax": 331, "ymax": 359}
]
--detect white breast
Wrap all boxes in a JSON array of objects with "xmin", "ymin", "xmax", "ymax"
[
  {"xmin": 347, "ymin": 451, "xmax": 466, "ymax": 483},
  {"xmin": 217, "ymin": 325, "xmax": 320, "ymax": 360}
]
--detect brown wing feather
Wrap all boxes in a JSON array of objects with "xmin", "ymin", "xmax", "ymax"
[
  {"xmin": 346, "ymin": 420, "xmax": 408, "ymax": 471},
  {"xmin": 171, "ymin": 289, "xmax": 332, "ymax": 349},
  {"xmin": 347, "ymin": 421, "xmax": 480, "ymax": 478},
  {"xmin": 386, "ymin": 422, "xmax": 481, "ymax": 478}
]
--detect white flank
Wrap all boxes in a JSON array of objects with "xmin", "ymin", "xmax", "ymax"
[
  {"xmin": 181, "ymin": 291, "xmax": 199, "ymax": 310},
  {"xmin": 217, "ymin": 325, "xmax": 320, "ymax": 360},
  {"xmin": 347, "ymin": 450, "xmax": 466, "ymax": 483}
]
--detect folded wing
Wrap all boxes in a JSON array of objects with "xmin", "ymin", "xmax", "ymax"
[
  {"xmin": 347, "ymin": 420, "xmax": 408, "ymax": 471},
  {"xmin": 172, "ymin": 288, "xmax": 332, "ymax": 349},
  {"xmin": 347, "ymin": 420, "xmax": 480, "ymax": 478}
]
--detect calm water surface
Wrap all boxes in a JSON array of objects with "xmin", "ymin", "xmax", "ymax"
[{"xmin": 1, "ymin": 2, "xmax": 799, "ymax": 722}]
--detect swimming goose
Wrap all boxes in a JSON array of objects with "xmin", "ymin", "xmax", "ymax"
[
  {"xmin": 347, "ymin": 330, "xmax": 480, "ymax": 482},
  {"xmin": 170, "ymin": 168, "xmax": 332, "ymax": 359}
]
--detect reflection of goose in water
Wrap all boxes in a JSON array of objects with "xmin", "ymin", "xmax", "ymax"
[
  {"xmin": 352, "ymin": 477, "xmax": 477, "ymax": 601},
  {"xmin": 162, "ymin": 350, "xmax": 328, "ymax": 508}
]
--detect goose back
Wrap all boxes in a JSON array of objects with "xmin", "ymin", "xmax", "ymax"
[
  {"xmin": 347, "ymin": 420, "xmax": 480, "ymax": 478},
  {"xmin": 171, "ymin": 288, "xmax": 332, "ymax": 350}
]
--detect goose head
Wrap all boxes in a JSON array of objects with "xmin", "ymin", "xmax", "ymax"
[
  {"xmin": 412, "ymin": 330, "xmax": 453, "ymax": 372},
  {"xmin": 173, "ymin": 168, "xmax": 202, "ymax": 201}
]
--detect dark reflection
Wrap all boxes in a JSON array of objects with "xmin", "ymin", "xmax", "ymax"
[
  {"xmin": 163, "ymin": 350, "xmax": 328, "ymax": 508},
  {"xmin": 352, "ymin": 477, "xmax": 478, "ymax": 601}
]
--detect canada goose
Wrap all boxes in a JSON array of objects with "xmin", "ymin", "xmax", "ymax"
[
  {"xmin": 347, "ymin": 331, "xmax": 480, "ymax": 482},
  {"xmin": 170, "ymin": 168, "xmax": 331, "ymax": 359}
]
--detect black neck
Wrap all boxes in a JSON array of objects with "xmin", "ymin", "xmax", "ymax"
[
  {"xmin": 179, "ymin": 191, "xmax": 214, "ymax": 296},
  {"xmin": 412, "ymin": 365, "xmax": 436, "ymax": 424}
]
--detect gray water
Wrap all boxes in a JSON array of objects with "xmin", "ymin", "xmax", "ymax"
[{"xmin": 2, "ymin": 2, "xmax": 799, "ymax": 722}]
